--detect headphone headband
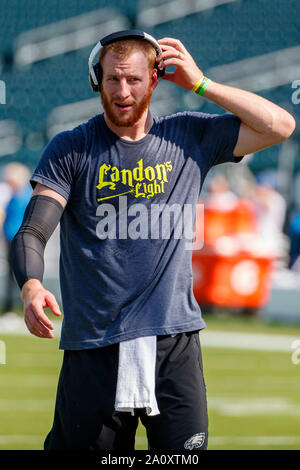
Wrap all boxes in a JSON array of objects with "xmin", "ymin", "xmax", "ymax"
[{"xmin": 88, "ymin": 29, "xmax": 164, "ymax": 90}]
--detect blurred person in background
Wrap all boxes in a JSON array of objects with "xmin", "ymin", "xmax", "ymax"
[
  {"xmin": 2, "ymin": 162, "xmax": 31, "ymax": 314},
  {"xmin": 0, "ymin": 180, "xmax": 12, "ymax": 226},
  {"xmin": 204, "ymin": 173, "xmax": 238, "ymax": 210},
  {"xmin": 288, "ymin": 211, "xmax": 300, "ymax": 271},
  {"xmin": 240, "ymin": 174, "xmax": 287, "ymax": 256},
  {"xmin": 254, "ymin": 174, "xmax": 287, "ymax": 240}
]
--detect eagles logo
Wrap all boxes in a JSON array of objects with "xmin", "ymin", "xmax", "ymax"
[{"xmin": 184, "ymin": 432, "xmax": 206, "ymax": 450}]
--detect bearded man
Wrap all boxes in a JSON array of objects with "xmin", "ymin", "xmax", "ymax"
[{"xmin": 11, "ymin": 30, "xmax": 295, "ymax": 451}]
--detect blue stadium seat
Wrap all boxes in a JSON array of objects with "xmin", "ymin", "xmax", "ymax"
[
  {"xmin": 0, "ymin": 0, "xmax": 299, "ymax": 171},
  {"xmin": 0, "ymin": 0, "xmax": 136, "ymax": 55}
]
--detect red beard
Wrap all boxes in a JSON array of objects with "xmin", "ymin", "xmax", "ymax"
[{"xmin": 100, "ymin": 82, "xmax": 153, "ymax": 128}]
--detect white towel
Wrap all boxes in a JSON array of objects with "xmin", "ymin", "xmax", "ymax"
[{"xmin": 114, "ymin": 336, "xmax": 160, "ymax": 416}]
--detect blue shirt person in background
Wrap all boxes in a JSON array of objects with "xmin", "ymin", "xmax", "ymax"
[
  {"xmin": 289, "ymin": 212, "xmax": 300, "ymax": 270},
  {"xmin": 2, "ymin": 162, "xmax": 31, "ymax": 313}
]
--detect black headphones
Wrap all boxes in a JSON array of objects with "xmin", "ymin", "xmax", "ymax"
[{"xmin": 88, "ymin": 29, "xmax": 165, "ymax": 92}]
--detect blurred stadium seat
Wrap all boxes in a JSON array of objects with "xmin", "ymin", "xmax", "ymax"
[
  {"xmin": 0, "ymin": 0, "xmax": 136, "ymax": 55},
  {"xmin": 0, "ymin": 0, "xmax": 299, "ymax": 173}
]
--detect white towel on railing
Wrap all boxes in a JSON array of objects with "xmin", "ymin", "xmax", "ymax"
[{"xmin": 114, "ymin": 336, "xmax": 160, "ymax": 416}]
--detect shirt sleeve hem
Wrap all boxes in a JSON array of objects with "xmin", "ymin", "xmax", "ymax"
[
  {"xmin": 30, "ymin": 175, "xmax": 70, "ymax": 201},
  {"xmin": 231, "ymin": 117, "xmax": 245, "ymax": 163}
]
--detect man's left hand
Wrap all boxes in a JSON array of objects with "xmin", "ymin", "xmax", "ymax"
[{"xmin": 157, "ymin": 37, "xmax": 203, "ymax": 89}]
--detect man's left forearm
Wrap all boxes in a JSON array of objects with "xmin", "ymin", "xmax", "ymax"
[{"xmin": 204, "ymin": 80, "xmax": 295, "ymax": 140}]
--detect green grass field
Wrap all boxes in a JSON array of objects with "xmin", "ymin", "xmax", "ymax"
[{"xmin": 1, "ymin": 313, "xmax": 300, "ymax": 450}]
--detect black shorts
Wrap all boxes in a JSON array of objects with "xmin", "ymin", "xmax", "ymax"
[{"xmin": 44, "ymin": 331, "xmax": 208, "ymax": 451}]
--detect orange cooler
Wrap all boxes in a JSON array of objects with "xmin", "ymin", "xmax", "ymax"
[
  {"xmin": 192, "ymin": 247, "xmax": 274, "ymax": 308},
  {"xmin": 192, "ymin": 199, "xmax": 274, "ymax": 309}
]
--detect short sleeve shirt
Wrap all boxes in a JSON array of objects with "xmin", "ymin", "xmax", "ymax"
[{"xmin": 31, "ymin": 112, "xmax": 243, "ymax": 349}]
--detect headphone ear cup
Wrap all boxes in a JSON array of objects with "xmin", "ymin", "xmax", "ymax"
[
  {"xmin": 90, "ymin": 63, "xmax": 102, "ymax": 92},
  {"xmin": 155, "ymin": 62, "xmax": 165, "ymax": 78},
  {"xmin": 94, "ymin": 63, "xmax": 102, "ymax": 86}
]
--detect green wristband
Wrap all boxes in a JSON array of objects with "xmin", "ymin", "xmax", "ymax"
[{"xmin": 197, "ymin": 77, "xmax": 212, "ymax": 96}]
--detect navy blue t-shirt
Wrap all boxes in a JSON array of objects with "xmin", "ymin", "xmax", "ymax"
[{"xmin": 31, "ymin": 112, "xmax": 243, "ymax": 349}]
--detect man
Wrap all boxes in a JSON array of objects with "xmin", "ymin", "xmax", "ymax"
[{"xmin": 11, "ymin": 30, "xmax": 295, "ymax": 451}]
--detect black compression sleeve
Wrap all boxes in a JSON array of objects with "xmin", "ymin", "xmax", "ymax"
[{"xmin": 11, "ymin": 195, "xmax": 64, "ymax": 290}]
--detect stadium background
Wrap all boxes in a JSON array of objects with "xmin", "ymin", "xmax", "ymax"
[{"xmin": 0, "ymin": 0, "xmax": 300, "ymax": 450}]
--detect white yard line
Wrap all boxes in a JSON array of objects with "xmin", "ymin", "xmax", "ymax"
[
  {"xmin": 0, "ymin": 399, "xmax": 53, "ymax": 411},
  {"xmin": 209, "ymin": 435, "xmax": 300, "ymax": 447},
  {"xmin": 0, "ymin": 313, "xmax": 62, "ymax": 336},
  {"xmin": 1, "ymin": 434, "xmax": 300, "ymax": 448},
  {"xmin": 200, "ymin": 330, "xmax": 299, "ymax": 352},
  {"xmin": 1, "ymin": 313, "xmax": 299, "ymax": 353},
  {"xmin": 0, "ymin": 435, "xmax": 42, "ymax": 445},
  {"xmin": 1, "ymin": 375, "xmax": 57, "ymax": 387},
  {"xmin": 208, "ymin": 397, "xmax": 300, "ymax": 416}
]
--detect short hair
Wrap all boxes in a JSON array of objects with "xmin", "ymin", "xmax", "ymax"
[{"xmin": 89, "ymin": 39, "xmax": 157, "ymax": 92}]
